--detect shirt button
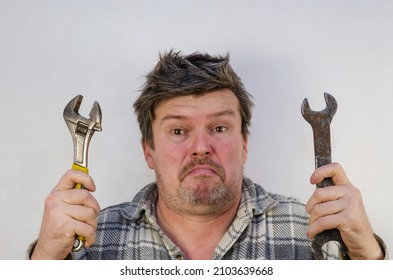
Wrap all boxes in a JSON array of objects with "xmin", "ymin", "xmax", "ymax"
[{"xmin": 175, "ymin": 254, "xmax": 184, "ymax": 260}]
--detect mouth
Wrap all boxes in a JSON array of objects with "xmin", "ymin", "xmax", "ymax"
[
  {"xmin": 186, "ymin": 165, "xmax": 218, "ymax": 177},
  {"xmin": 179, "ymin": 158, "xmax": 226, "ymax": 182}
]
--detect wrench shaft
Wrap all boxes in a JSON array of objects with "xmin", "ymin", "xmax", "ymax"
[{"xmin": 312, "ymin": 126, "xmax": 334, "ymax": 188}]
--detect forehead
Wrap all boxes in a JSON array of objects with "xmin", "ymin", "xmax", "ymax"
[{"xmin": 154, "ymin": 89, "xmax": 241, "ymax": 120}]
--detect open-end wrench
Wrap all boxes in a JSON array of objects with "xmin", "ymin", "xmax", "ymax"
[
  {"xmin": 63, "ymin": 95, "xmax": 102, "ymax": 251},
  {"xmin": 301, "ymin": 92, "xmax": 348, "ymax": 260}
]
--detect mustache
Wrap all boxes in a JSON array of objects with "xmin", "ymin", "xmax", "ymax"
[{"xmin": 178, "ymin": 158, "xmax": 226, "ymax": 182}]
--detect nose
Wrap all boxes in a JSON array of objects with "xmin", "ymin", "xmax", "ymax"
[{"xmin": 190, "ymin": 129, "xmax": 213, "ymax": 157}]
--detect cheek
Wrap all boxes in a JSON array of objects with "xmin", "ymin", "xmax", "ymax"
[
  {"xmin": 219, "ymin": 141, "xmax": 247, "ymax": 168},
  {"xmin": 226, "ymin": 136, "xmax": 247, "ymax": 157},
  {"xmin": 154, "ymin": 144, "xmax": 187, "ymax": 173}
]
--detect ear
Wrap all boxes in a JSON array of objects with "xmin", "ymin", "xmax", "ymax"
[
  {"xmin": 243, "ymin": 135, "xmax": 248, "ymax": 162},
  {"xmin": 142, "ymin": 140, "xmax": 155, "ymax": 169}
]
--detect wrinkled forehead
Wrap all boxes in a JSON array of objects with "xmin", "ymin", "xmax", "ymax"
[{"xmin": 154, "ymin": 89, "xmax": 241, "ymax": 121}]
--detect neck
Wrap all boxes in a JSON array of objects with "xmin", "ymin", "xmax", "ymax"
[{"xmin": 156, "ymin": 195, "xmax": 241, "ymax": 260}]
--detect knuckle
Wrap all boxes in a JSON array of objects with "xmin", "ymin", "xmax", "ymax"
[
  {"xmin": 344, "ymin": 186, "xmax": 362, "ymax": 204},
  {"xmin": 331, "ymin": 162, "xmax": 341, "ymax": 169},
  {"xmin": 77, "ymin": 189, "xmax": 91, "ymax": 201},
  {"xmin": 350, "ymin": 186, "xmax": 361, "ymax": 197},
  {"xmin": 315, "ymin": 216, "xmax": 328, "ymax": 230},
  {"xmin": 313, "ymin": 188, "xmax": 325, "ymax": 200},
  {"xmin": 62, "ymin": 169, "xmax": 75, "ymax": 179},
  {"xmin": 85, "ymin": 224, "xmax": 96, "ymax": 236},
  {"xmin": 312, "ymin": 204, "xmax": 323, "ymax": 216},
  {"xmin": 44, "ymin": 192, "xmax": 60, "ymax": 209},
  {"xmin": 87, "ymin": 206, "xmax": 98, "ymax": 220}
]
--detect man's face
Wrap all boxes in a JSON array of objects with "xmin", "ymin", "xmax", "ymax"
[{"xmin": 143, "ymin": 89, "xmax": 248, "ymax": 215}]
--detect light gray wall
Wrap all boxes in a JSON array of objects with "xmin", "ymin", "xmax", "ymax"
[{"xmin": 0, "ymin": 0, "xmax": 392, "ymax": 259}]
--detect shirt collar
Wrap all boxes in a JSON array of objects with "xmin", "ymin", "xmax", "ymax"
[
  {"xmin": 120, "ymin": 182, "xmax": 158, "ymax": 221},
  {"xmin": 241, "ymin": 176, "xmax": 278, "ymax": 216}
]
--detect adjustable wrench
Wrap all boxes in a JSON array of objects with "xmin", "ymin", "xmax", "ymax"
[
  {"xmin": 301, "ymin": 92, "xmax": 348, "ymax": 260},
  {"xmin": 63, "ymin": 95, "xmax": 102, "ymax": 251}
]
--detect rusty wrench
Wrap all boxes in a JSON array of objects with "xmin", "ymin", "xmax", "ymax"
[
  {"xmin": 301, "ymin": 92, "xmax": 348, "ymax": 260},
  {"xmin": 63, "ymin": 95, "xmax": 102, "ymax": 251}
]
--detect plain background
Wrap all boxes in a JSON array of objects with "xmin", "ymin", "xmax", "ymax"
[{"xmin": 0, "ymin": 0, "xmax": 392, "ymax": 259}]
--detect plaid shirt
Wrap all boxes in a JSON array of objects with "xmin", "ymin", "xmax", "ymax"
[
  {"xmin": 74, "ymin": 177, "xmax": 342, "ymax": 260},
  {"xmin": 26, "ymin": 177, "xmax": 388, "ymax": 260}
]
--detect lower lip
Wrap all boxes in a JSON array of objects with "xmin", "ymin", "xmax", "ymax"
[{"xmin": 188, "ymin": 168, "xmax": 217, "ymax": 176}]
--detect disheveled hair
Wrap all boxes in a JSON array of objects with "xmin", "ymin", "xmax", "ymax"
[{"xmin": 133, "ymin": 50, "xmax": 254, "ymax": 148}]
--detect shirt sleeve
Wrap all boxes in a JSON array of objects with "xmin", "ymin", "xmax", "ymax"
[
  {"xmin": 374, "ymin": 233, "xmax": 389, "ymax": 260},
  {"xmin": 25, "ymin": 239, "xmax": 74, "ymax": 260},
  {"xmin": 25, "ymin": 240, "xmax": 37, "ymax": 260}
]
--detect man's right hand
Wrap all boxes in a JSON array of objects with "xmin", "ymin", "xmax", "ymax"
[{"xmin": 31, "ymin": 170, "xmax": 100, "ymax": 260}]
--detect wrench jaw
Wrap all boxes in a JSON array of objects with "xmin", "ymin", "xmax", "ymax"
[
  {"xmin": 301, "ymin": 93, "xmax": 338, "ymax": 126},
  {"xmin": 63, "ymin": 95, "xmax": 102, "ymax": 168},
  {"xmin": 89, "ymin": 101, "xmax": 103, "ymax": 132},
  {"xmin": 324, "ymin": 92, "xmax": 338, "ymax": 121}
]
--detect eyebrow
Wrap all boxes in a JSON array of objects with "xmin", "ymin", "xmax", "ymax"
[{"xmin": 160, "ymin": 108, "xmax": 236, "ymax": 124}]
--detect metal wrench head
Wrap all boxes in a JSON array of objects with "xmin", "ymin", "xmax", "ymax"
[
  {"xmin": 63, "ymin": 95, "xmax": 102, "ymax": 167},
  {"xmin": 301, "ymin": 92, "xmax": 337, "ymax": 169},
  {"xmin": 301, "ymin": 92, "xmax": 337, "ymax": 126}
]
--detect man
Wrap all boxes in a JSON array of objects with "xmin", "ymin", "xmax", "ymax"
[{"xmin": 28, "ymin": 50, "xmax": 387, "ymax": 260}]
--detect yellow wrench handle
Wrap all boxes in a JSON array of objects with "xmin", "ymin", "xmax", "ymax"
[
  {"xmin": 71, "ymin": 163, "xmax": 89, "ymax": 251},
  {"xmin": 72, "ymin": 163, "xmax": 89, "ymax": 189}
]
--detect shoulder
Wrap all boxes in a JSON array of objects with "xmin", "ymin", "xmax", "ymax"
[
  {"xmin": 243, "ymin": 177, "xmax": 307, "ymax": 215},
  {"xmin": 97, "ymin": 182, "xmax": 158, "ymax": 224}
]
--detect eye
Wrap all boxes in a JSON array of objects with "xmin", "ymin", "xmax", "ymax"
[
  {"xmin": 171, "ymin": 128, "xmax": 185, "ymax": 136},
  {"xmin": 213, "ymin": 126, "xmax": 227, "ymax": 133}
]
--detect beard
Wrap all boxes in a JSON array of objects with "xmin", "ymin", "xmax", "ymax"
[
  {"xmin": 156, "ymin": 157, "xmax": 241, "ymax": 215},
  {"xmin": 177, "ymin": 174, "xmax": 233, "ymax": 212}
]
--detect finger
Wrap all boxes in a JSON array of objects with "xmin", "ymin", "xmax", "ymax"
[
  {"xmin": 65, "ymin": 203, "xmax": 99, "ymax": 225},
  {"xmin": 308, "ymin": 198, "xmax": 345, "ymax": 224},
  {"xmin": 66, "ymin": 189, "xmax": 100, "ymax": 211},
  {"xmin": 44, "ymin": 189, "xmax": 101, "ymax": 232},
  {"xmin": 310, "ymin": 162, "xmax": 351, "ymax": 186},
  {"xmin": 307, "ymin": 207, "xmax": 346, "ymax": 238},
  {"xmin": 306, "ymin": 185, "xmax": 348, "ymax": 213},
  {"xmin": 68, "ymin": 218, "xmax": 97, "ymax": 248},
  {"xmin": 66, "ymin": 205, "xmax": 99, "ymax": 248},
  {"xmin": 42, "ymin": 196, "xmax": 99, "ymax": 245},
  {"xmin": 53, "ymin": 169, "xmax": 96, "ymax": 192},
  {"xmin": 307, "ymin": 213, "xmax": 343, "ymax": 239}
]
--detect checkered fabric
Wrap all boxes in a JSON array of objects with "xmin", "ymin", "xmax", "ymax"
[{"xmin": 74, "ymin": 177, "xmax": 342, "ymax": 260}]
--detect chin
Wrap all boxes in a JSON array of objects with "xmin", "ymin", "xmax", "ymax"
[{"xmin": 178, "ymin": 177, "xmax": 235, "ymax": 209}]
